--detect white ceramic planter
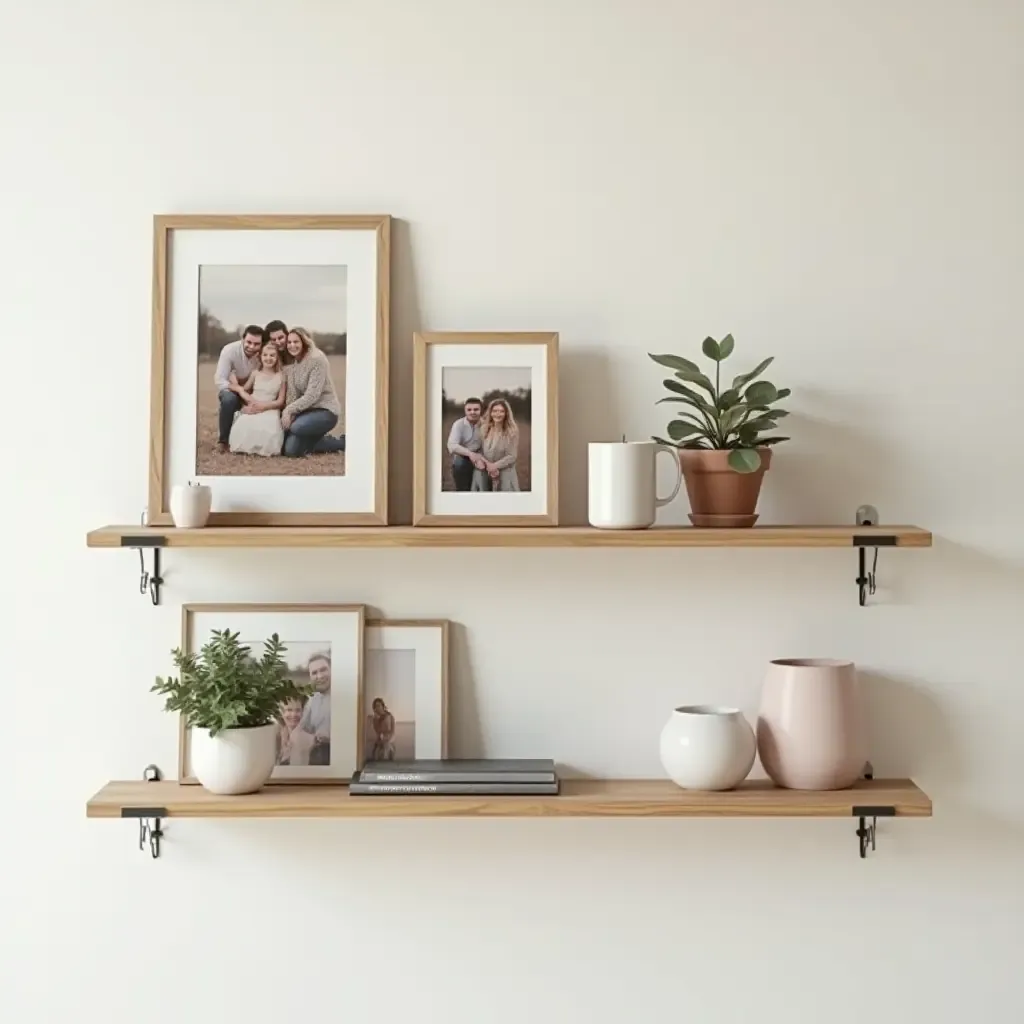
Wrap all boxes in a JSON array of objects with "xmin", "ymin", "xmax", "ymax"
[
  {"xmin": 659, "ymin": 705, "xmax": 756, "ymax": 791},
  {"xmin": 190, "ymin": 723, "xmax": 278, "ymax": 795},
  {"xmin": 170, "ymin": 482, "xmax": 212, "ymax": 528}
]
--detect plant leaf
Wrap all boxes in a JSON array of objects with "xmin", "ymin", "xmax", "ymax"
[
  {"xmin": 717, "ymin": 388, "xmax": 740, "ymax": 409},
  {"xmin": 649, "ymin": 352, "xmax": 701, "ymax": 374},
  {"xmin": 773, "ymin": 388, "xmax": 791, "ymax": 400},
  {"xmin": 744, "ymin": 380, "xmax": 778, "ymax": 406},
  {"xmin": 701, "ymin": 336, "xmax": 721, "ymax": 361},
  {"xmin": 731, "ymin": 357, "xmax": 774, "ymax": 391},
  {"xmin": 728, "ymin": 448, "xmax": 762, "ymax": 473},
  {"xmin": 719, "ymin": 405, "xmax": 747, "ymax": 434},
  {"xmin": 718, "ymin": 334, "xmax": 735, "ymax": 359},
  {"xmin": 652, "ymin": 435, "xmax": 682, "ymax": 449},
  {"xmin": 667, "ymin": 419, "xmax": 702, "ymax": 441},
  {"xmin": 674, "ymin": 368, "xmax": 717, "ymax": 395},
  {"xmin": 757, "ymin": 436, "xmax": 790, "ymax": 446},
  {"xmin": 741, "ymin": 415, "xmax": 778, "ymax": 434}
]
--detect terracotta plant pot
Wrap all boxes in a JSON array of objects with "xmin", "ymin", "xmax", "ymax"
[{"xmin": 677, "ymin": 448, "xmax": 771, "ymax": 527}]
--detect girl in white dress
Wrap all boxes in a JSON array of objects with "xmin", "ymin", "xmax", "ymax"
[{"xmin": 228, "ymin": 340, "xmax": 286, "ymax": 456}]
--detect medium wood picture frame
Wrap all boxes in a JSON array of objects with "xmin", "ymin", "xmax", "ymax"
[
  {"xmin": 360, "ymin": 619, "xmax": 450, "ymax": 769},
  {"xmin": 412, "ymin": 332, "xmax": 559, "ymax": 525},
  {"xmin": 149, "ymin": 214, "xmax": 390, "ymax": 526},
  {"xmin": 177, "ymin": 603, "xmax": 366, "ymax": 786}
]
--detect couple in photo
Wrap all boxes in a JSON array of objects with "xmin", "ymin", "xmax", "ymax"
[
  {"xmin": 446, "ymin": 396, "xmax": 521, "ymax": 491},
  {"xmin": 276, "ymin": 651, "xmax": 332, "ymax": 767},
  {"xmin": 214, "ymin": 319, "xmax": 346, "ymax": 459}
]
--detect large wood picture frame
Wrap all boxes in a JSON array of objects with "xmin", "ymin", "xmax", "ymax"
[
  {"xmin": 412, "ymin": 331, "xmax": 559, "ymax": 525},
  {"xmin": 148, "ymin": 214, "xmax": 390, "ymax": 526}
]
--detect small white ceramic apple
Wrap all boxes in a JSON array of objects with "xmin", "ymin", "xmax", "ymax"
[{"xmin": 169, "ymin": 482, "xmax": 213, "ymax": 528}]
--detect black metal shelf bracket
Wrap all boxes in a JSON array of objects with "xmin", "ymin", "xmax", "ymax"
[
  {"xmin": 851, "ymin": 762, "xmax": 895, "ymax": 858},
  {"xmin": 853, "ymin": 504, "xmax": 897, "ymax": 606},
  {"xmin": 120, "ymin": 764, "xmax": 165, "ymax": 858},
  {"xmin": 852, "ymin": 805, "xmax": 896, "ymax": 858},
  {"xmin": 119, "ymin": 535, "xmax": 165, "ymax": 606}
]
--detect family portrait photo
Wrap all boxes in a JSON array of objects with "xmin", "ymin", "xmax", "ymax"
[
  {"xmin": 195, "ymin": 264, "xmax": 348, "ymax": 478},
  {"xmin": 269, "ymin": 641, "xmax": 335, "ymax": 769},
  {"xmin": 362, "ymin": 646, "xmax": 417, "ymax": 762},
  {"xmin": 441, "ymin": 366, "xmax": 532, "ymax": 492}
]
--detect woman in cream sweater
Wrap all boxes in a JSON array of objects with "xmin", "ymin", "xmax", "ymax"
[
  {"xmin": 280, "ymin": 327, "xmax": 347, "ymax": 457},
  {"xmin": 471, "ymin": 398, "xmax": 521, "ymax": 491}
]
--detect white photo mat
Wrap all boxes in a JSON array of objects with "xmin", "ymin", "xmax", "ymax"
[
  {"xmin": 363, "ymin": 622, "xmax": 449, "ymax": 765},
  {"xmin": 179, "ymin": 606, "xmax": 364, "ymax": 784},
  {"xmin": 426, "ymin": 343, "xmax": 549, "ymax": 516},
  {"xmin": 166, "ymin": 229, "xmax": 380, "ymax": 515}
]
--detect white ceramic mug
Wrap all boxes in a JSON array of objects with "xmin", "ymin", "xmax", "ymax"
[
  {"xmin": 588, "ymin": 440, "xmax": 683, "ymax": 529},
  {"xmin": 169, "ymin": 482, "xmax": 213, "ymax": 528}
]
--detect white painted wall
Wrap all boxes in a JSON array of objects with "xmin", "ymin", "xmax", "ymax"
[{"xmin": 3, "ymin": 2, "xmax": 1022, "ymax": 1022}]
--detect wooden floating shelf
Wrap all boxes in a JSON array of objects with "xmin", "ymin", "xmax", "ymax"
[
  {"xmin": 87, "ymin": 777, "xmax": 931, "ymax": 819},
  {"xmin": 86, "ymin": 524, "xmax": 933, "ymax": 549}
]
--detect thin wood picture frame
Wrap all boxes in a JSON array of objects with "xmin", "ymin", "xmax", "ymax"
[
  {"xmin": 412, "ymin": 331, "xmax": 559, "ymax": 525},
  {"xmin": 360, "ymin": 618, "xmax": 450, "ymax": 769},
  {"xmin": 148, "ymin": 214, "xmax": 390, "ymax": 526},
  {"xmin": 177, "ymin": 602, "xmax": 366, "ymax": 786}
]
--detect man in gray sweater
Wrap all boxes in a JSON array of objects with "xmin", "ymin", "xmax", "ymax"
[{"xmin": 213, "ymin": 325, "xmax": 265, "ymax": 451}]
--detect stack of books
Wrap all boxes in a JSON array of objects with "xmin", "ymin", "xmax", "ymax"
[{"xmin": 349, "ymin": 758, "xmax": 559, "ymax": 795}]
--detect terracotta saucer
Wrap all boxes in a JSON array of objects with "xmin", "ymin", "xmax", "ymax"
[{"xmin": 688, "ymin": 513, "xmax": 758, "ymax": 528}]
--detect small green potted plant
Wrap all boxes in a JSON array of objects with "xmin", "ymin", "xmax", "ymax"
[
  {"xmin": 152, "ymin": 629, "xmax": 311, "ymax": 795},
  {"xmin": 648, "ymin": 334, "xmax": 791, "ymax": 527}
]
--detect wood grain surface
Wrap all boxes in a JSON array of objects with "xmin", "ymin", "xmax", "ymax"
[
  {"xmin": 86, "ymin": 524, "xmax": 933, "ymax": 548},
  {"xmin": 86, "ymin": 777, "xmax": 932, "ymax": 819}
]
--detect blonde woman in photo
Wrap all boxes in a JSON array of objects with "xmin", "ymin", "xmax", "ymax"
[
  {"xmin": 281, "ymin": 327, "xmax": 346, "ymax": 457},
  {"xmin": 472, "ymin": 397, "xmax": 520, "ymax": 491}
]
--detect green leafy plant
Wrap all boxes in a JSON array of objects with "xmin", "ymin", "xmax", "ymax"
[
  {"xmin": 151, "ymin": 629, "xmax": 312, "ymax": 737},
  {"xmin": 648, "ymin": 334, "xmax": 791, "ymax": 473}
]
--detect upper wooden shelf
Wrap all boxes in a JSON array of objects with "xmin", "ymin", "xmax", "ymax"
[
  {"xmin": 86, "ymin": 524, "xmax": 932, "ymax": 549},
  {"xmin": 87, "ymin": 777, "xmax": 931, "ymax": 819}
]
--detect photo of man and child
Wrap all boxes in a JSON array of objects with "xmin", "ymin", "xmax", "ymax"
[
  {"xmin": 272, "ymin": 643, "xmax": 334, "ymax": 768},
  {"xmin": 441, "ymin": 366, "xmax": 532, "ymax": 492},
  {"xmin": 195, "ymin": 264, "xmax": 348, "ymax": 477}
]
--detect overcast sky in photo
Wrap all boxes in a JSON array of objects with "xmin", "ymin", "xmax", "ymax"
[
  {"xmin": 442, "ymin": 366, "xmax": 532, "ymax": 404},
  {"xmin": 199, "ymin": 264, "xmax": 347, "ymax": 334},
  {"xmin": 239, "ymin": 638, "xmax": 330, "ymax": 677}
]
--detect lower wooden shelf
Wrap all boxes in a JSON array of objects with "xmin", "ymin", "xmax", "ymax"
[{"xmin": 86, "ymin": 777, "xmax": 931, "ymax": 819}]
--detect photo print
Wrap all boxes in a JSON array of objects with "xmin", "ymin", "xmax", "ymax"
[
  {"xmin": 196, "ymin": 264, "xmax": 348, "ymax": 477},
  {"xmin": 266, "ymin": 640, "xmax": 335, "ymax": 769},
  {"xmin": 362, "ymin": 647, "xmax": 417, "ymax": 762},
  {"xmin": 441, "ymin": 366, "xmax": 532, "ymax": 493}
]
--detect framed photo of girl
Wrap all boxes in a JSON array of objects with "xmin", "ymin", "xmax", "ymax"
[
  {"xmin": 412, "ymin": 332, "xmax": 559, "ymax": 525},
  {"xmin": 177, "ymin": 603, "xmax": 366, "ymax": 786},
  {"xmin": 148, "ymin": 214, "xmax": 390, "ymax": 526}
]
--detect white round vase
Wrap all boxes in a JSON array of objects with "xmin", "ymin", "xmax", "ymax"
[
  {"xmin": 659, "ymin": 705, "xmax": 757, "ymax": 791},
  {"xmin": 190, "ymin": 723, "xmax": 278, "ymax": 795}
]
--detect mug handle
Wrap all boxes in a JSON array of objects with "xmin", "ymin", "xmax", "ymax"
[{"xmin": 655, "ymin": 443, "xmax": 683, "ymax": 507}]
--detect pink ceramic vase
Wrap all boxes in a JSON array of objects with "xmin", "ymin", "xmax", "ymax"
[{"xmin": 756, "ymin": 658, "xmax": 867, "ymax": 791}]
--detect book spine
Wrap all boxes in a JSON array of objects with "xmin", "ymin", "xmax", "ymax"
[
  {"xmin": 350, "ymin": 781, "xmax": 560, "ymax": 796},
  {"xmin": 358, "ymin": 771, "xmax": 556, "ymax": 784}
]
